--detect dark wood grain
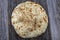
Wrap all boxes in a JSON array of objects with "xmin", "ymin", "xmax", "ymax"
[
  {"xmin": 8, "ymin": 0, "xmax": 51, "ymax": 40},
  {"xmin": 47, "ymin": 0, "xmax": 60, "ymax": 40},
  {"xmin": 1, "ymin": 0, "xmax": 60, "ymax": 40},
  {"xmin": 0, "ymin": 0, "xmax": 9, "ymax": 40}
]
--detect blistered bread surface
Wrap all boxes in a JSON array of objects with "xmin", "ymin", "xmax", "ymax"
[{"xmin": 11, "ymin": 1, "xmax": 48, "ymax": 38}]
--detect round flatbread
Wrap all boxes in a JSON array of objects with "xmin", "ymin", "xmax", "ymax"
[{"xmin": 11, "ymin": 1, "xmax": 48, "ymax": 38}]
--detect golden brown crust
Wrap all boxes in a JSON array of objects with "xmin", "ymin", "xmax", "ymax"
[{"xmin": 11, "ymin": 1, "xmax": 48, "ymax": 38}]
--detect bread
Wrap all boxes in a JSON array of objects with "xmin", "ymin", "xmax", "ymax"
[{"xmin": 11, "ymin": 1, "xmax": 48, "ymax": 38}]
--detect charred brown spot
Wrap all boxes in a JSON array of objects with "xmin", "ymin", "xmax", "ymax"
[
  {"xmin": 29, "ymin": 8, "xmax": 32, "ymax": 12},
  {"xmin": 38, "ymin": 25, "xmax": 41, "ymax": 27},
  {"xmin": 40, "ymin": 7, "xmax": 42, "ymax": 10},
  {"xmin": 33, "ymin": 18, "xmax": 37, "ymax": 30},
  {"xmin": 19, "ymin": 27, "xmax": 20, "ymax": 29},
  {"xmin": 29, "ymin": 9, "xmax": 32, "ymax": 12},
  {"xmin": 34, "ymin": 18, "xmax": 36, "ymax": 26},
  {"xmin": 19, "ymin": 7, "xmax": 25, "ymax": 10},
  {"xmin": 43, "ymin": 17, "xmax": 47, "ymax": 22},
  {"xmin": 34, "ymin": 4, "xmax": 37, "ymax": 6},
  {"xmin": 40, "ymin": 21, "xmax": 42, "ymax": 23},
  {"xmin": 13, "ymin": 22, "xmax": 15, "ymax": 24},
  {"xmin": 23, "ymin": 11, "xmax": 25, "ymax": 13},
  {"xmin": 30, "ymin": 2, "xmax": 33, "ymax": 4},
  {"xmin": 30, "ymin": 29, "xmax": 33, "ymax": 32},
  {"xmin": 11, "ymin": 16, "xmax": 14, "ymax": 18},
  {"xmin": 28, "ymin": 28, "xmax": 33, "ymax": 32}
]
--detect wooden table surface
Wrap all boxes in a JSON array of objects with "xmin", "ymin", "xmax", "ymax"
[{"xmin": 0, "ymin": 0, "xmax": 60, "ymax": 40}]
